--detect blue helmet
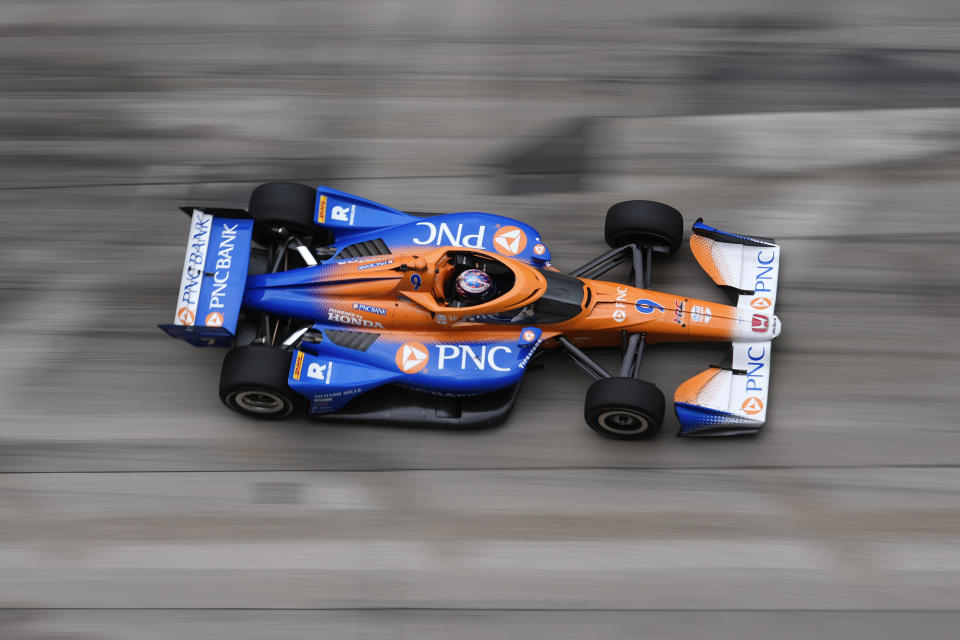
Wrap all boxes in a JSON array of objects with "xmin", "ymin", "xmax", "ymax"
[{"xmin": 455, "ymin": 269, "xmax": 494, "ymax": 301}]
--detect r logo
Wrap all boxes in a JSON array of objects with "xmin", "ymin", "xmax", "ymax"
[
  {"xmin": 493, "ymin": 226, "xmax": 527, "ymax": 256},
  {"xmin": 750, "ymin": 297, "xmax": 772, "ymax": 310},
  {"xmin": 396, "ymin": 342, "xmax": 429, "ymax": 374},
  {"xmin": 742, "ymin": 396, "xmax": 764, "ymax": 415}
]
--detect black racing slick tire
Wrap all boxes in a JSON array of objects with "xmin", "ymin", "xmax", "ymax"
[
  {"xmin": 219, "ymin": 345, "xmax": 304, "ymax": 420},
  {"xmin": 604, "ymin": 200, "xmax": 684, "ymax": 253},
  {"xmin": 248, "ymin": 182, "xmax": 327, "ymax": 247},
  {"xmin": 584, "ymin": 377, "xmax": 665, "ymax": 440}
]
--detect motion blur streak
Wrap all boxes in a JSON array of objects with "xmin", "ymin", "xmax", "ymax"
[{"xmin": 1, "ymin": 0, "xmax": 960, "ymax": 638}]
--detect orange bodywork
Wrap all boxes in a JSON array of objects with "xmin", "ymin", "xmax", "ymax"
[{"xmin": 314, "ymin": 247, "xmax": 748, "ymax": 347}]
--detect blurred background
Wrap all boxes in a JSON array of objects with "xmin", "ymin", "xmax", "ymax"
[{"xmin": 2, "ymin": 0, "xmax": 960, "ymax": 638}]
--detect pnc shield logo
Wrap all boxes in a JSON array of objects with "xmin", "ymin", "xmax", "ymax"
[
  {"xmin": 493, "ymin": 226, "xmax": 527, "ymax": 256},
  {"xmin": 396, "ymin": 341, "xmax": 429, "ymax": 374},
  {"xmin": 205, "ymin": 312, "xmax": 224, "ymax": 327},
  {"xmin": 742, "ymin": 396, "xmax": 764, "ymax": 415},
  {"xmin": 750, "ymin": 297, "xmax": 772, "ymax": 310},
  {"xmin": 176, "ymin": 307, "xmax": 196, "ymax": 325},
  {"xmin": 751, "ymin": 313, "xmax": 769, "ymax": 333}
]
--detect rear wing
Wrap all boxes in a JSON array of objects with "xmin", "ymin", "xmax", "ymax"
[
  {"xmin": 675, "ymin": 220, "xmax": 781, "ymax": 436},
  {"xmin": 159, "ymin": 208, "xmax": 253, "ymax": 347}
]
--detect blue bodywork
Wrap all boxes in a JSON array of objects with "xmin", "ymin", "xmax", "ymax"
[
  {"xmin": 289, "ymin": 326, "xmax": 543, "ymax": 414},
  {"xmin": 316, "ymin": 187, "xmax": 552, "ymax": 265}
]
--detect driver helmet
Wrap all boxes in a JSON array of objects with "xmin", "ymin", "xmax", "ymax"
[{"xmin": 455, "ymin": 269, "xmax": 494, "ymax": 302}]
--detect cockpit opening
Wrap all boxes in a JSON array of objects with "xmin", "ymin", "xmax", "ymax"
[{"xmin": 433, "ymin": 251, "xmax": 516, "ymax": 307}]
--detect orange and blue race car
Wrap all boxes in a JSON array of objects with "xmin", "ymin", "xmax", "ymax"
[{"xmin": 160, "ymin": 183, "xmax": 781, "ymax": 438}]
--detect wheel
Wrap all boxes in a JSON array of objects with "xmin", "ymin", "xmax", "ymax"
[
  {"xmin": 219, "ymin": 345, "xmax": 304, "ymax": 419},
  {"xmin": 584, "ymin": 377, "xmax": 665, "ymax": 440},
  {"xmin": 248, "ymin": 182, "xmax": 329, "ymax": 247},
  {"xmin": 604, "ymin": 200, "xmax": 684, "ymax": 253}
]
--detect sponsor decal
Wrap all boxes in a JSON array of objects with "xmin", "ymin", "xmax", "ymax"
[
  {"xmin": 410, "ymin": 273, "xmax": 422, "ymax": 290},
  {"xmin": 357, "ymin": 259, "xmax": 393, "ymax": 271},
  {"xmin": 331, "ymin": 203, "xmax": 356, "ymax": 226},
  {"xmin": 175, "ymin": 210, "xmax": 212, "ymax": 325},
  {"xmin": 316, "ymin": 194, "xmax": 327, "ymax": 224},
  {"xmin": 746, "ymin": 345, "xmax": 766, "ymax": 394},
  {"xmin": 750, "ymin": 297, "xmax": 772, "ymax": 310},
  {"xmin": 437, "ymin": 344, "xmax": 512, "ymax": 372},
  {"xmin": 352, "ymin": 303, "xmax": 387, "ymax": 316},
  {"xmin": 207, "ymin": 222, "xmax": 239, "ymax": 311},
  {"xmin": 492, "ymin": 226, "xmax": 527, "ymax": 256},
  {"xmin": 533, "ymin": 243, "xmax": 546, "ymax": 256},
  {"xmin": 396, "ymin": 341, "xmax": 429, "ymax": 373},
  {"xmin": 293, "ymin": 351, "xmax": 305, "ymax": 380},
  {"xmin": 176, "ymin": 307, "xmax": 196, "ymax": 325},
  {"xmin": 635, "ymin": 298, "xmax": 665, "ymax": 314},
  {"xmin": 518, "ymin": 337, "xmax": 543, "ymax": 370},
  {"xmin": 306, "ymin": 360, "xmax": 334, "ymax": 383},
  {"xmin": 690, "ymin": 305, "xmax": 712, "ymax": 324},
  {"xmin": 613, "ymin": 285, "xmax": 629, "ymax": 322},
  {"xmin": 673, "ymin": 299, "xmax": 686, "ymax": 325},
  {"xmin": 754, "ymin": 249, "xmax": 776, "ymax": 294},
  {"xmin": 412, "ymin": 221, "xmax": 486, "ymax": 248},
  {"xmin": 205, "ymin": 311, "xmax": 224, "ymax": 327},
  {"xmin": 752, "ymin": 313, "xmax": 769, "ymax": 333},
  {"xmin": 522, "ymin": 330, "xmax": 537, "ymax": 343},
  {"xmin": 327, "ymin": 308, "xmax": 384, "ymax": 328},
  {"xmin": 742, "ymin": 396, "xmax": 764, "ymax": 415}
]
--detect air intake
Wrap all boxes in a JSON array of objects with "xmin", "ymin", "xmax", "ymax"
[{"xmin": 336, "ymin": 238, "xmax": 390, "ymax": 259}]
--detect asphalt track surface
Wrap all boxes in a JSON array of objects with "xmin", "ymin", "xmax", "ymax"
[{"xmin": 2, "ymin": 1, "xmax": 960, "ymax": 638}]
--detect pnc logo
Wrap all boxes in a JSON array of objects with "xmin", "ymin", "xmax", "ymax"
[
  {"xmin": 396, "ymin": 341, "xmax": 429, "ymax": 373},
  {"xmin": 750, "ymin": 297, "xmax": 772, "ymax": 310},
  {"xmin": 533, "ymin": 243, "xmax": 546, "ymax": 256},
  {"xmin": 176, "ymin": 307, "xmax": 196, "ymax": 325},
  {"xmin": 493, "ymin": 226, "xmax": 527, "ymax": 256},
  {"xmin": 742, "ymin": 396, "xmax": 764, "ymax": 415},
  {"xmin": 205, "ymin": 312, "xmax": 224, "ymax": 327},
  {"xmin": 751, "ymin": 313, "xmax": 769, "ymax": 333},
  {"xmin": 522, "ymin": 330, "xmax": 537, "ymax": 342}
]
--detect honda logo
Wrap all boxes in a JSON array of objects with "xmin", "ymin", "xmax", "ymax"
[{"xmin": 751, "ymin": 313, "xmax": 769, "ymax": 333}]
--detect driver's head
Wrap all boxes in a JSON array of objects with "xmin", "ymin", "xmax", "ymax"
[{"xmin": 455, "ymin": 268, "xmax": 494, "ymax": 302}]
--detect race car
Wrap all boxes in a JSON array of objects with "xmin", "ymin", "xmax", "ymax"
[{"xmin": 160, "ymin": 183, "xmax": 782, "ymax": 438}]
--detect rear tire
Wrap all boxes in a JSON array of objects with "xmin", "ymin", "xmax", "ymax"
[
  {"xmin": 604, "ymin": 200, "xmax": 684, "ymax": 253},
  {"xmin": 584, "ymin": 377, "xmax": 665, "ymax": 439},
  {"xmin": 219, "ymin": 345, "xmax": 304, "ymax": 419},
  {"xmin": 248, "ymin": 182, "xmax": 330, "ymax": 247}
]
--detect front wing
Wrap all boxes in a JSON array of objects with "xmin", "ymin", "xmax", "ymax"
[{"xmin": 675, "ymin": 220, "xmax": 782, "ymax": 436}]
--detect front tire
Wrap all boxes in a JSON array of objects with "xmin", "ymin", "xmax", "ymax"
[
  {"xmin": 604, "ymin": 200, "xmax": 684, "ymax": 253},
  {"xmin": 248, "ymin": 182, "xmax": 328, "ymax": 247},
  {"xmin": 219, "ymin": 345, "xmax": 304, "ymax": 419},
  {"xmin": 584, "ymin": 377, "xmax": 665, "ymax": 439}
]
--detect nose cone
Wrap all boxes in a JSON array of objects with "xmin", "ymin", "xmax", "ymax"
[{"xmin": 772, "ymin": 315, "xmax": 782, "ymax": 339}]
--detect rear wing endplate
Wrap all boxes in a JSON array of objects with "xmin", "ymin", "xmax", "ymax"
[{"xmin": 158, "ymin": 208, "xmax": 253, "ymax": 347}]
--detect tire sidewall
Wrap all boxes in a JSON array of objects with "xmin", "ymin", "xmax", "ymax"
[
  {"xmin": 587, "ymin": 405, "xmax": 660, "ymax": 440},
  {"xmin": 222, "ymin": 384, "xmax": 297, "ymax": 420}
]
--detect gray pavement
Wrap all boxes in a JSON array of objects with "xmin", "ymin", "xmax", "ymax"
[{"xmin": 2, "ymin": 1, "xmax": 960, "ymax": 638}]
